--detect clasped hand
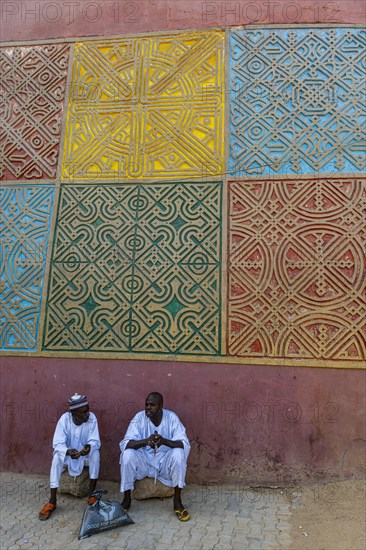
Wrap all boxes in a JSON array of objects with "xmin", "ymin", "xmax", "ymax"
[
  {"xmin": 67, "ymin": 444, "xmax": 90, "ymax": 459},
  {"xmin": 147, "ymin": 433, "xmax": 163, "ymax": 448}
]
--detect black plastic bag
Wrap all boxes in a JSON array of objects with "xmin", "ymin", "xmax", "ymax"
[{"xmin": 78, "ymin": 490, "xmax": 134, "ymax": 540}]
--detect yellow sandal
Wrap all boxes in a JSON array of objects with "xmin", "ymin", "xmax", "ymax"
[{"xmin": 175, "ymin": 508, "xmax": 190, "ymax": 522}]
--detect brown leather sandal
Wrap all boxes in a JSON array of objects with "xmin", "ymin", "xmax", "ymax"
[{"xmin": 39, "ymin": 502, "xmax": 56, "ymax": 521}]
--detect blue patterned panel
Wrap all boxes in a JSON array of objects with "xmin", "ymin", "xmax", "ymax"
[
  {"xmin": 0, "ymin": 186, "xmax": 54, "ymax": 350},
  {"xmin": 229, "ymin": 28, "xmax": 366, "ymax": 177}
]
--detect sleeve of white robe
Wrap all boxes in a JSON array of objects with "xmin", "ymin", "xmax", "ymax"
[
  {"xmin": 52, "ymin": 413, "xmax": 69, "ymax": 463},
  {"xmin": 119, "ymin": 412, "xmax": 145, "ymax": 453},
  {"xmin": 167, "ymin": 411, "xmax": 191, "ymax": 461},
  {"xmin": 86, "ymin": 412, "xmax": 101, "ymax": 451}
]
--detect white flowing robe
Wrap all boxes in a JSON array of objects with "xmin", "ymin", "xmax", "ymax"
[
  {"xmin": 50, "ymin": 412, "xmax": 101, "ymax": 488},
  {"xmin": 119, "ymin": 409, "xmax": 190, "ymax": 491}
]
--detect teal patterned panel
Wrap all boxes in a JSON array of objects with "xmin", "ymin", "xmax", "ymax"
[{"xmin": 1, "ymin": 186, "xmax": 54, "ymax": 350}]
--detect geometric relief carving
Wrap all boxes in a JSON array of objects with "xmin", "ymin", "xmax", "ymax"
[
  {"xmin": 0, "ymin": 45, "xmax": 70, "ymax": 181},
  {"xmin": 229, "ymin": 29, "xmax": 366, "ymax": 176},
  {"xmin": 0, "ymin": 186, "xmax": 54, "ymax": 350},
  {"xmin": 43, "ymin": 182, "xmax": 222, "ymax": 354},
  {"xmin": 228, "ymin": 178, "xmax": 366, "ymax": 361},
  {"xmin": 62, "ymin": 32, "xmax": 224, "ymax": 181}
]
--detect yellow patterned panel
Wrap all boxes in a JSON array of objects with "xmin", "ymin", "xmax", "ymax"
[{"xmin": 62, "ymin": 32, "xmax": 224, "ymax": 181}]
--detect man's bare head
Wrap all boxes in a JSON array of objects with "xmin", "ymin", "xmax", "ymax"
[
  {"xmin": 146, "ymin": 392, "xmax": 163, "ymax": 405},
  {"xmin": 145, "ymin": 392, "xmax": 163, "ymax": 423}
]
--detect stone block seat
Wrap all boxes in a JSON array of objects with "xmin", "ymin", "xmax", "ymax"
[
  {"xmin": 58, "ymin": 467, "xmax": 90, "ymax": 498},
  {"xmin": 133, "ymin": 478, "xmax": 174, "ymax": 500}
]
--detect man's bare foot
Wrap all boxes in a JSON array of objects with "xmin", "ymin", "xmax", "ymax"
[
  {"xmin": 173, "ymin": 496, "xmax": 185, "ymax": 512},
  {"xmin": 121, "ymin": 490, "xmax": 131, "ymax": 511},
  {"xmin": 173, "ymin": 487, "xmax": 190, "ymax": 521},
  {"xmin": 173, "ymin": 487, "xmax": 185, "ymax": 512}
]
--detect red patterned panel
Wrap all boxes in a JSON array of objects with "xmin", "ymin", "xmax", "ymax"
[
  {"xmin": 228, "ymin": 178, "xmax": 366, "ymax": 361},
  {"xmin": 0, "ymin": 44, "xmax": 69, "ymax": 181}
]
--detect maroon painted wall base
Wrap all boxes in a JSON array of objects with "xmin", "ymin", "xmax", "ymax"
[{"xmin": 1, "ymin": 357, "xmax": 365, "ymax": 484}]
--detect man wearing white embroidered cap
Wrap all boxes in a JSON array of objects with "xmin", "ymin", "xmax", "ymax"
[{"xmin": 39, "ymin": 393, "xmax": 101, "ymax": 520}]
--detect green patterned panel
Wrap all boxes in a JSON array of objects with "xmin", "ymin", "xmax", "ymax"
[{"xmin": 43, "ymin": 182, "xmax": 222, "ymax": 355}]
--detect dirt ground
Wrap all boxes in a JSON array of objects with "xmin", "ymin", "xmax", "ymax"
[{"xmin": 288, "ymin": 479, "xmax": 366, "ymax": 550}]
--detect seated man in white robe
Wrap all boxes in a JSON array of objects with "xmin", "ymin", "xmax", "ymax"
[
  {"xmin": 119, "ymin": 392, "xmax": 191, "ymax": 521},
  {"xmin": 39, "ymin": 393, "xmax": 101, "ymax": 520}
]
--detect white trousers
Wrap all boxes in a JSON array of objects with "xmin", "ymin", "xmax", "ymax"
[
  {"xmin": 50, "ymin": 449, "xmax": 100, "ymax": 489},
  {"xmin": 120, "ymin": 448, "xmax": 187, "ymax": 493}
]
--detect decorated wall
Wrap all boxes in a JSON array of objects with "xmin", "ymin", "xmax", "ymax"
[{"xmin": 1, "ymin": 1, "xmax": 365, "ymax": 482}]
